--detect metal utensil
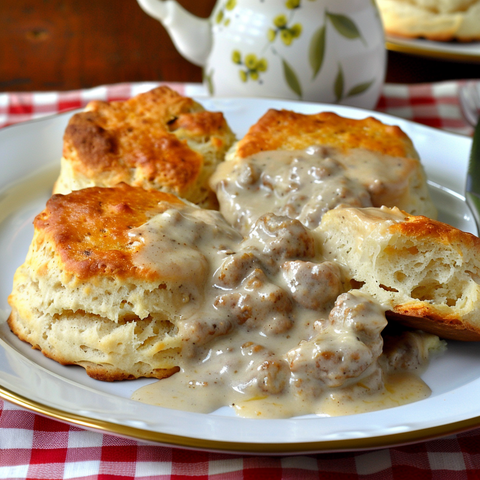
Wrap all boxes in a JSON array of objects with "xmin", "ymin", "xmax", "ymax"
[
  {"xmin": 458, "ymin": 82, "xmax": 480, "ymax": 232},
  {"xmin": 466, "ymin": 118, "xmax": 480, "ymax": 233},
  {"xmin": 459, "ymin": 81, "xmax": 480, "ymax": 127}
]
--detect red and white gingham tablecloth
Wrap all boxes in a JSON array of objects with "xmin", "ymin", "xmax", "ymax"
[{"xmin": 0, "ymin": 81, "xmax": 478, "ymax": 480}]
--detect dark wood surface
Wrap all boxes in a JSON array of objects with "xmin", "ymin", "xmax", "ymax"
[{"xmin": 1, "ymin": 0, "xmax": 479, "ymax": 92}]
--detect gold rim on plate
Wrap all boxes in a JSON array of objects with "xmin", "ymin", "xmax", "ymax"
[
  {"xmin": 1, "ymin": 382, "xmax": 480, "ymax": 454},
  {"xmin": 0, "ymin": 98, "xmax": 478, "ymax": 456}
]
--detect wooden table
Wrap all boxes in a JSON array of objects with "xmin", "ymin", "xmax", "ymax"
[{"xmin": 1, "ymin": 0, "xmax": 479, "ymax": 92}]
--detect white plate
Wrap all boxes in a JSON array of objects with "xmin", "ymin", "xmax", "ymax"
[
  {"xmin": 0, "ymin": 98, "xmax": 478, "ymax": 455},
  {"xmin": 386, "ymin": 34, "xmax": 480, "ymax": 62}
]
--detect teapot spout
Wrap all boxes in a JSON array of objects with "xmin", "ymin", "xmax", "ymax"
[{"xmin": 137, "ymin": 0, "xmax": 212, "ymax": 67}]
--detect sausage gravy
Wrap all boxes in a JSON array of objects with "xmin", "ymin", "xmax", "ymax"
[
  {"xmin": 130, "ymin": 201, "xmax": 444, "ymax": 418},
  {"xmin": 209, "ymin": 145, "xmax": 425, "ymax": 234}
]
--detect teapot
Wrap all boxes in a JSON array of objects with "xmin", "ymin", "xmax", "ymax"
[{"xmin": 137, "ymin": 0, "xmax": 386, "ymax": 109}]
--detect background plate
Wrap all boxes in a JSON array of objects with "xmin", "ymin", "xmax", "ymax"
[
  {"xmin": 386, "ymin": 35, "xmax": 480, "ymax": 62},
  {"xmin": 0, "ymin": 98, "xmax": 478, "ymax": 454}
]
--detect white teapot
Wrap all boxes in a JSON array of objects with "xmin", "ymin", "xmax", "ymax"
[{"xmin": 137, "ymin": 0, "xmax": 386, "ymax": 109}]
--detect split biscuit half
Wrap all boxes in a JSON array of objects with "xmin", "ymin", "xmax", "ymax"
[{"xmin": 316, "ymin": 206, "xmax": 480, "ymax": 341}]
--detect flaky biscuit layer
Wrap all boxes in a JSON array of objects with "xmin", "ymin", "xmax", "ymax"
[
  {"xmin": 7, "ymin": 184, "xmax": 222, "ymax": 380},
  {"xmin": 317, "ymin": 206, "xmax": 480, "ymax": 341}
]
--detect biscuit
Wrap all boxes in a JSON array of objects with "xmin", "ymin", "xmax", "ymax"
[
  {"xmin": 210, "ymin": 109, "xmax": 436, "ymax": 233},
  {"xmin": 316, "ymin": 206, "xmax": 480, "ymax": 341},
  {"xmin": 377, "ymin": 0, "xmax": 480, "ymax": 41},
  {"xmin": 53, "ymin": 86, "xmax": 236, "ymax": 208},
  {"xmin": 7, "ymin": 183, "xmax": 243, "ymax": 380}
]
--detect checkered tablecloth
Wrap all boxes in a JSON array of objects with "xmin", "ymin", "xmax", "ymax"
[
  {"xmin": 0, "ymin": 81, "xmax": 478, "ymax": 480},
  {"xmin": 0, "ymin": 80, "xmax": 474, "ymax": 136}
]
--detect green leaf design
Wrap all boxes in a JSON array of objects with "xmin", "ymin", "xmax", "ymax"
[
  {"xmin": 216, "ymin": 10, "xmax": 224, "ymax": 24},
  {"xmin": 327, "ymin": 13, "xmax": 365, "ymax": 44},
  {"xmin": 347, "ymin": 79, "xmax": 374, "ymax": 98},
  {"xmin": 309, "ymin": 25, "xmax": 326, "ymax": 79},
  {"xmin": 334, "ymin": 64, "xmax": 344, "ymax": 102},
  {"xmin": 282, "ymin": 59, "xmax": 302, "ymax": 98}
]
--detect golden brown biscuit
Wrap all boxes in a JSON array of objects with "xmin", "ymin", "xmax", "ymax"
[
  {"xmin": 233, "ymin": 110, "xmax": 418, "ymax": 160},
  {"xmin": 210, "ymin": 109, "xmax": 436, "ymax": 233},
  {"xmin": 7, "ymin": 183, "xmax": 242, "ymax": 381},
  {"xmin": 53, "ymin": 86, "xmax": 236, "ymax": 208},
  {"xmin": 35, "ymin": 183, "xmax": 185, "ymax": 281},
  {"xmin": 317, "ymin": 206, "xmax": 480, "ymax": 341},
  {"xmin": 377, "ymin": 0, "xmax": 480, "ymax": 42}
]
